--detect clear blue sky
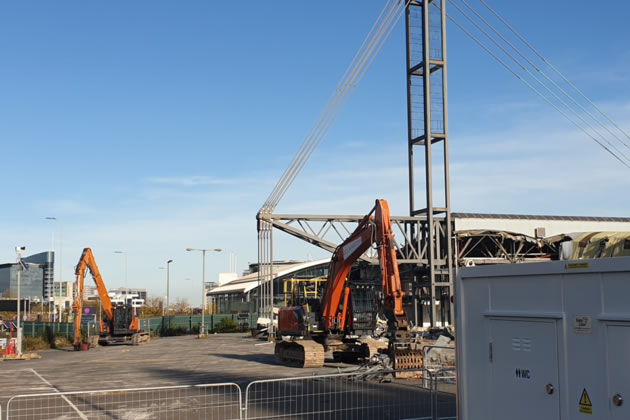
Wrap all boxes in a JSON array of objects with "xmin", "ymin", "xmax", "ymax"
[{"xmin": 1, "ymin": 1, "xmax": 629, "ymax": 303}]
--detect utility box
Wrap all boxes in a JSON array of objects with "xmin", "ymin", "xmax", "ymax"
[{"xmin": 456, "ymin": 257, "xmax": 630, "ymax": 420}]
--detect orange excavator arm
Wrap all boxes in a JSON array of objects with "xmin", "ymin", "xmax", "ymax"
[
  {"xmin": 320, "ymin": 199, "xmax": 406, "ymax": 332},
  {"xmin": 72, "ymin": 248, "xmax": 114, "ymax": 346}
]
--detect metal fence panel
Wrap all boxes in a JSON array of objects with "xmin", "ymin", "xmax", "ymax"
[
  {"xmin": 244, "ymin": 369, "xmax": 434, "ymax": 420},
  {"xmin": 7, "ymin": 383, "xmax": 242, "ymax": 420},
  {"xmin": 434, "ymin": 368, "xmax": 457, "ymax": 420}
]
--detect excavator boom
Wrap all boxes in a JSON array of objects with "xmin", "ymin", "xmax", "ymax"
[{"xmin": 320, "ymin": 199, "xmax": 406, "ymax": 332}]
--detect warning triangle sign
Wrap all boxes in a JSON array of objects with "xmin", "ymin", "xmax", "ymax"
[{"xmin": 580, "ymin": 389, "xmax": 592, "ymax": 407}]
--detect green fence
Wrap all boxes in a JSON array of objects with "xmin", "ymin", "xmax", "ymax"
[
  {"xmin": 15, "ymin": 322, "xmax": 76, "ymax": 340},
  {"xmin": 139, "ymin": 313, "xmax": 258, "ymax": 334},
  {"xmin": 9, "ymin": 313, "xmax": 258, "ymax": 340}
]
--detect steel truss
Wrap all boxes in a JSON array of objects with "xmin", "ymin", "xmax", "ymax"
[{"xmin": 406, "ymin": 0, "xmax": 453, "ymax": 326}]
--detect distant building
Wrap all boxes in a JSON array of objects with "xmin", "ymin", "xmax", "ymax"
[
  {"xmin": 0, "ymin": 251, "xmax": 54, "ymax": 301},
  {"xmin": 208, "ymin": 259, "xmax": 329, "ymax": 314},
  {"xmin": 52, "ymin": 281, "xmax": 75, "ymax": 315},
  {"xmin": 108, "ymin": 288, "xmax": 147, "ymax": 309}
]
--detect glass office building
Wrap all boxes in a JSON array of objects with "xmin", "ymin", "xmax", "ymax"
[{"xmin": 0, "ymin": 251, "xmax": 54, "ymax": 301}]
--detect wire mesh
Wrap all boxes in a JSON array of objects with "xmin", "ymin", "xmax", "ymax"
[
  {"xmin": 244, "ymin": 369, "xmax": 433, "ymax": 420},
  {"xmin": 434, "ymin": 367, "xmax": 457, "ymax": 420},
  {"xmin": 7, "ymin": 383, "xmax": 242, "ymax": 420}
]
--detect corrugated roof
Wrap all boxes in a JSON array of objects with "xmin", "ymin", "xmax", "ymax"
[
  {"xmin": 208, "ymin": 259, "xmax": 329, "ymax": 295},
  {"xmin": 452, "ymin": 213, "xmax": 630, "ymax": 222}
]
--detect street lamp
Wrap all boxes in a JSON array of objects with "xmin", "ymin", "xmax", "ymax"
[
  {"xmin": 45, "ymin": 216, "xmax": 63, "ymax": 321},
  {"xmin": 166, "ymin": 259, "xmax": 173, "ymax": 316},
  {"xmin": 158, "ymin": 267, "xmax": 166, "ymax": 316},
  {"xmin": 15, "ymin": 246, "xmax": 26, "ymax": 356},
  {"xmin": 186, "ymin": 248, "xmax": 222, "ymax": 335},
  {"xmin": 114, "ymin": 251, "xmax": 128, "ymax": 303}
]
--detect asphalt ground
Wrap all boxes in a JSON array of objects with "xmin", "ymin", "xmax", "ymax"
[{"xmin": 0, "ymin": 334, "xmax": 455, "ymax": 419}]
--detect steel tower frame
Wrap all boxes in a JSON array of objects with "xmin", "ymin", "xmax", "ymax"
[{"xmin": 405, "ymin": 0, "xmax": 453, "ymax": 326}]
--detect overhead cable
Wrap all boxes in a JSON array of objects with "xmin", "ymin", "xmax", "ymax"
[
  {"xmin": 264, "ymin": 0, "xmax": 406, "ymax": 211},
  {"xmin": 447, "ymin": 0, "xmax": 630, "ymax": 165},
  {"xmin": 434, "ymin": 2, "xmax": 630, "ymax": 168},
  {"xmin": 479, "ymin": 0, "xmax": 630, "ymax": 150},
  {"xmin": 261, "ymin": 0, "xmax": 410, "ymax": 213},
  {"xmin": 458, "ymin": 0, "xmax": 630, "ymax": 155}
]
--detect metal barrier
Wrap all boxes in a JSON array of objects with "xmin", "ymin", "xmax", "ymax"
[
  {"xmin": 7, "ymin": 383, "xmax": 242, "ymax": 420},
  {"xmin": 244, "ymin": 369, "xmax": 434, "ymax": 420},
  {"xmin": 4, "ymin": 369, "xmax": 457, "ymax": 419},
  {"xmin": 422, "ymin": 345, "xmax": 455, "ymax": 371},
  {"xmin": 433, "ymin": 368, "xmax": 457, "ymax": 420}
]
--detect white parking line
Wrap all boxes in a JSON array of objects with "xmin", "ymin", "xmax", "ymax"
[{"xmin": 28, "ymin": 368, "xmax": 88, "ymax": 420}]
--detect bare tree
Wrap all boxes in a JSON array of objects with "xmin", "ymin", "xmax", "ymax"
[
  {"xmin": 171, "ymin": 298, "xmax": 191, "ymax": 315},
  {"xmin": 139, "ymin": 296, "xmax": 163, "ymax": 317}
]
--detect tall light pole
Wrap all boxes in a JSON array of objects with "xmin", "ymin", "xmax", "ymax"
[
  {"xmin": 45, "ymin": 216, "xmax": 63, "ymax": 322},
  {"xmin": 158, "ymin": 267, "xmax": 166, "ymax": 316},
  {"xmin": 166, "ymin": 259, "xmax": 173, "ymax": 316},
  {"xmin": 114, "ymin": 250, "xmax": 128, "ymax": 303},
  {"xmin": 15, "ymin": 246, "xmax": 26, "ymax": 356},
  {"xmin": 186, "ymin": 248, "xmax": 222, "ymax": 335}
]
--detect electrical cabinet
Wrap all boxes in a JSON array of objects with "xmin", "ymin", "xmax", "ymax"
[{"xmin": 456, "ymin": 257, "xmax": 630, "ymax": 420}]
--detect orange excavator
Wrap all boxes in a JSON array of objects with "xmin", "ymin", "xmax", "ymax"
[
  {"xmin": 73, "ymin": 248, "xmax": 149, "ymax": 350},
  {"xmin": 275, "ymin": 199, "xmax": 423, "ymax": 369}
]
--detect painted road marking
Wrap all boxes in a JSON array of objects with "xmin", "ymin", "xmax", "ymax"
[{"xmin": 28, "ymin": 368, "xmax": 89, "ymax": 420}]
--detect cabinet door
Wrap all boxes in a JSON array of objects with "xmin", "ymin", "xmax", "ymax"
[
  {"xmin": 607, "ymin": 324, "xmax": 630, "ymax": 420},
  {"xmin": 489, "ymin": 319, "xmax": 560, "ymax": 420}
]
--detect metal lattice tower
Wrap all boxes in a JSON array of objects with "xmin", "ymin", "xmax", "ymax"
[{"xmin": 405, "ymin": 0, "xmax": 454, "ymax": 326}]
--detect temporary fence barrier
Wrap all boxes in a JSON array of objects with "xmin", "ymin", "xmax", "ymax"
[
  {"xmin": 7, "ymin": 383, "xmax": 242, "ymax": 420},
  {"xmin": 139, "ymin": 314, "xmax": 258, "ymax": 335},
  {"xmin": 244, "ymin": 369, "xmax": 435, "ymax": 420},
  {"xmin": 4, "ymin": 369, "xmax": 456, "ymax": 420},
  {"xmin": 422, "ymin": 345, "xmax": 455, "ymax": 371},
  {"xmin": 433, "ymin": 368, "xmax": 457, "ymax": 420},
  {"xmin": 11, "ymin": 322, "xmax": 75, "ymax": 340}
]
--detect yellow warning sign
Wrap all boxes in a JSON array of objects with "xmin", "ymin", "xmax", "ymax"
[{"xmin": 579, "ymin": 388, "xmax": 593, "ymax": 414}]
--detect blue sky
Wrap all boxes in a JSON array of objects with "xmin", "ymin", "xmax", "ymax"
[{"xmin": 1, "ymin": 1, "xmax": 629, "ymax": 303}]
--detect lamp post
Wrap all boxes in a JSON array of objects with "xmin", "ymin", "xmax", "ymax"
[
  {"xmin": 166, "ymin": 259, "xmax": 173, "ymax": 316},
  {"xmin": 45, "ymin": 217, "xmax": 63, "ymax": 321},
  {"xmin": 158, "ymin": 267, "xmax": 166, "ymax": 315},
  {"xmin": 15, "ymin": 246, "xmax": 26, "ymax": 356},
  {"xmin": 186, "ymin": 248, "xmax": 222, "ymax": 335},
  {"xmin": 114, "ymin": 251, "xmax": 128, "ymax": 303}
]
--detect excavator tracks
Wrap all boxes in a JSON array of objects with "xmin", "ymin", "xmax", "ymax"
[
  {"xmin": 275, "ymin": 340, "xmax": 325, "ymax": 368},
  {"xmin": 359, "ymin": 337, "xmax": 388, "ymax": 359}
]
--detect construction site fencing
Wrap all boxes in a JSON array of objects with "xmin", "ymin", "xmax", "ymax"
[
  {"xmin": 2, "ymin": 368, "xmax": 456, "ymax": 420},
  {"xmin": 243, "ymin": 369, "xmax": 436, "ymax": 420},
  {"xmin": 140, "ymin": 313, "xmax": 257, "ymax": 335},
  {"xmin": 422, "ymin": 345, "xmax": 455, "ymax": 372},
  {"xmin": 6, "ymin": 383, "xmax": 242, "ymax": 420},
  {"xmin": 433, "ymin": 368, "xmax": 457, "ymax": 420},
  {"xmin": 8, "ymin": 322, "xmax": 75, "ymax": 340}
]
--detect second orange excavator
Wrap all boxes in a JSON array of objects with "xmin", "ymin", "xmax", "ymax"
[
  {"xmin": 274, "ymin": 199, "xmax": 423, "ymax": 369},
  {"xmin": 72, "ymin": 248, "xmax": 150, "ymax": 350}
]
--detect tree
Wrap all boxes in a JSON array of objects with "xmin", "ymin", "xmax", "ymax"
[
  {"xmin": 139, "ymin": 296, "xmax": 163, "ymax": 317},
  {"xmin": 171, "ymin": 298, "xmax": 191, "ymax": 315}
]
